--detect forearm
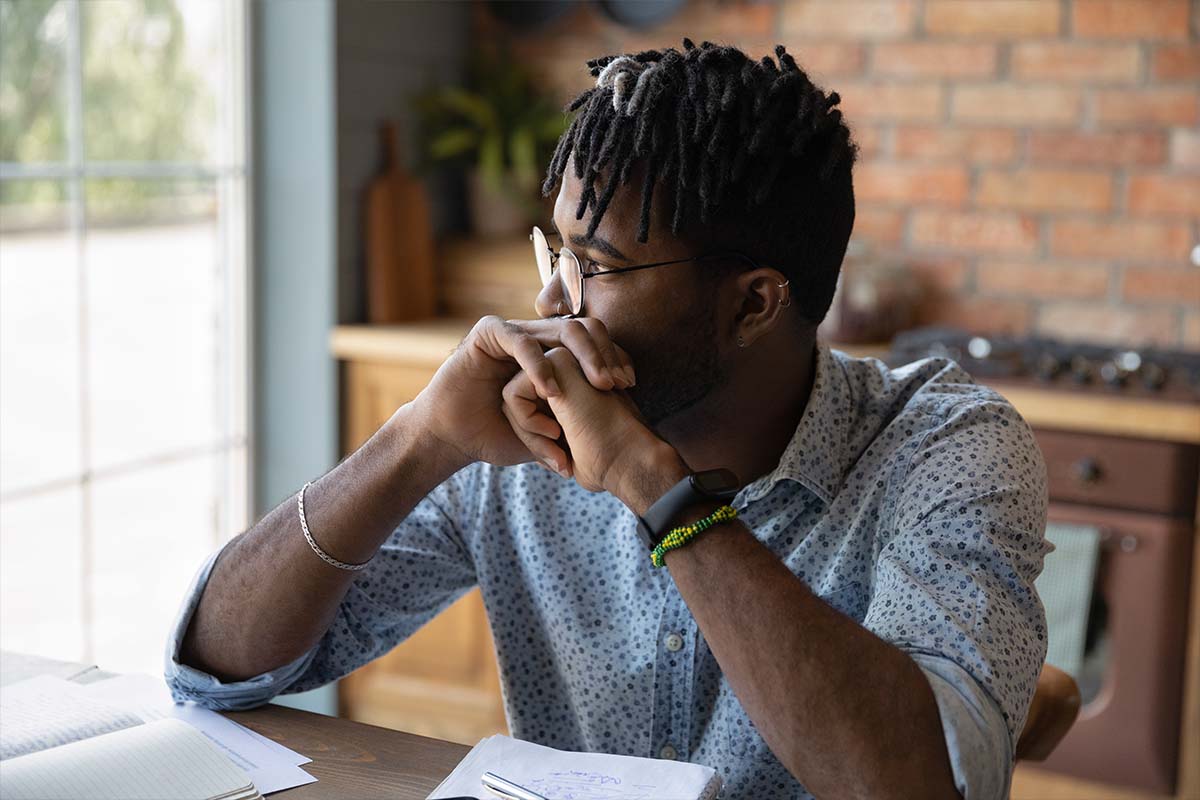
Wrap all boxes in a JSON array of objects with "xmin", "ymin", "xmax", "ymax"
[
  {"xmin": 620, "ymin": 450, "xmax": 958, "ymax": 800},
  {"xmin": 664, "ymin": 523, "xmax": 960, "ymax": 799},
  {"xmin": 180, "ymin": 401, "xmax": 469, "ymax": 681}
]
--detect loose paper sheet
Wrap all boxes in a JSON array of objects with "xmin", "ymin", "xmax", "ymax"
[{"xmin": 428, "ymin": 734, "xmax": 722, "ymax": 800}]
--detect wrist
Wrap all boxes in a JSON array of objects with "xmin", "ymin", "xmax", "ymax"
[
  {"xmin": 613, "ymin": 434, "xmax": 690, "ymax": 518},
  {"xmin": 399, "ymin": 396, "xmax": 473, "ymax": 479}
]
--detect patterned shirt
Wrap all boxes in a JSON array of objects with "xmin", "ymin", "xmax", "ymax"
[{"xmin": 166, "ymin": 341, "xmax": 1051, "ymax": 799}]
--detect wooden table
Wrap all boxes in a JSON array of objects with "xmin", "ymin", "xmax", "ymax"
[{"xmin": 223, "ymin": 704, "xmax": 470, "ymax": 798}]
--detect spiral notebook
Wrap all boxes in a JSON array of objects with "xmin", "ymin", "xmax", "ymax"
[{"xmin": 428, "ymin": 734, "xmax": 722, "ymax": 800}]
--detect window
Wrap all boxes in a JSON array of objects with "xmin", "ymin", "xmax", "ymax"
[{"xmin": 0, "ymin": 0, "xmax": 250, "ymax": 674}]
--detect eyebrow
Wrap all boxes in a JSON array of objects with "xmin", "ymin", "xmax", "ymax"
[{"xmin": 548, "ymin": 219, "xmax": 631, "ymax": 264}]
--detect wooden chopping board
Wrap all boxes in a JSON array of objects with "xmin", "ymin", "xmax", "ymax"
[{"xmin": 364, "ymin": 121, "xmax": 438, "ymax": 322}]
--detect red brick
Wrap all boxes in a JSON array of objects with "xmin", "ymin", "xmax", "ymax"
[
  {"xmin": 1038, "ymin": 303, "xmax": 1179, "ymax": 346},
  {"xmin": 791, "ymin": 43, "xmax": 867, "ymax": 78},
  {"xmin": 1095, "ymin": 89, "xmax": 1199, "ymax": 127},
  {"xmin": 781, "ymin": 1, "xmax": 916, "ymax": 39},
  {"xmin": 856, "ymin": 163, "xmax": 970, "ymax": 206},
  {"xmin": 922, "ymin": 296, "xmax": 1034, "ymax": 335},
  {"xmin": 1127, "ymin": 174, "xmax": 1200, "ymax": 216},
  {"xmin": 952, "ymin": 85, "xmax": 1081, "ymax": 126},
  {"xmin": 925, "ymin": 0, "xmax": 1061, "ymax": 37},
  {"xmin": 849, "ymin": 125, "xmax": 886, "ymax": 159},
  {"xmin": 1121, "ymin": 265, "xmax": 1200, "ymax": 304},
  {"xmin": 977, "ymin": 169, "xmax": 1114, "ymax": 212},
  {"xmin": 851, "ymin": 207, "xmax": 907, "ymax": 244},
  {"xmin": 872, "ymin": 42, "xmax": 998, "ymax": 79},
  {"xmin": 1028, "ymin": 131, "xmax": 1168, "ymax": 167},
  {"xmin": 1183, "ymin": 311, "xmax": 1200, "ymax": 349},
  {"xmin": 838, "ymin": 83, "xmax": 945, "ymax": 122},
  {"xmin": 1072, "ymin": 0, "xmax": 1190, "ymax": 40},
  {"xmin": 1151, "ymin": 45, "xmax": 1200, "ymax": 81},
  {"xmin": 911, "ymin": 210, "xmax": 1039, "ymax": 254},
  {"xmin": 909, "ymin": 256, "xmax": 971, "ymax": 292},
  {"xmin": 1171, "ymin": 129, "xmax": 1200, "ymax": 171},
  {"xmin": 1050, "ymin": 219, "xmax": 1192, "ymax": 260},
  {"xmin": 616, "ymin": 2, "xmax": 775, "ymax": 43},
  {"xmin": 977, "ymin": 260, "xmax": 1109, "ymax": 298},
  {"xmin": 1011, "ymin": 42, "xmax": 1141, "ymax": 83},
  {"xmin": 894, "ymin": 127, "xmax": 1018, "ymax": 164}
]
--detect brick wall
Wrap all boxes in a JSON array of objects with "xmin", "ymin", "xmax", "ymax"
[{"xmin": 476, "ymin": 0, "xmax": 1200, "ymax": 349}]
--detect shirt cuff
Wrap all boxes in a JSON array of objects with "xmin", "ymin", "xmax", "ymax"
[
  {"xmin": 163, "ymin": 543, "xmax": 320, "ymax": 711},
  {"xmin": 911, "ymin": 651, "xmax": 1013, "ymax": 800}
]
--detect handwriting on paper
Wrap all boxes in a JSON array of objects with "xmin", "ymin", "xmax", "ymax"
[{"xmin": 526, "ymin": 769, "xmax": 659, "ymax": 800}]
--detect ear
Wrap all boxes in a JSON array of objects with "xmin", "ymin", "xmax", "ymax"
[{"xmin": 731, "ymin": 268, "xmax": 792, "ymax": 348}]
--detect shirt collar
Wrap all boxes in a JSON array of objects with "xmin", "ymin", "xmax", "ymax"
[{"xmin": 738, "ymin": 340, "xmax": 856, "ymax": 508}]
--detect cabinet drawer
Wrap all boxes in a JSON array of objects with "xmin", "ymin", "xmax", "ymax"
[{"xmin": 1034, "ymin": 429, "xmax": 1199, "ymax": 516}]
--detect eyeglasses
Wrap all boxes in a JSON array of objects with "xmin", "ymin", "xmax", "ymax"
[{"xmin": 530, "ymin": 225, "xmax": 789, "ymax": 318}]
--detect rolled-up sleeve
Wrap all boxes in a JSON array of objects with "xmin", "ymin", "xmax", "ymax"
[
  {"xmin": 863, "ymin": 393, "xmax": 1052, "ymax": 796},
  {"xmin": 164, "ymin": 462, "xmax": 487, "ymax": 710}
]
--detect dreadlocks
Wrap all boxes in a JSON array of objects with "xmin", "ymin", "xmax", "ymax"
[{"xmin": 541, "ymin": 38, "xmax": 859, "ymax": 326}]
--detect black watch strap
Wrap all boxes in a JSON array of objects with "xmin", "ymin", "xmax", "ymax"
[{"xmin": 635, "ymin": 468, "xmax": 739, "ymax": 551}]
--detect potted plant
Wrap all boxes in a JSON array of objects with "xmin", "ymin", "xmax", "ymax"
[{"xmin": 412, "ymin": 41, "xmax": 568, "ymax": 237}]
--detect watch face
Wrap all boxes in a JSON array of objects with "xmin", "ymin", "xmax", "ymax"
[{"xmin": 692, "ymin": 468, "xmax": 739, "ymax": 494}]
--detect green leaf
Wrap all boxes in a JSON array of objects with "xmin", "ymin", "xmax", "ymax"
[
  {"xmin": 479, "ymin": 132, "xmax": 504, "ymax": 190},
  {"xmin": 428, "ymin": 127, "xmax": 479, "ymax": 160},
  {"xmin": 509, "ymin": 125, "xmax": 537, "ymax": 183},
  {"xmin": 438, "ymin": 87, "xmax": 496, "ymax": 131}
]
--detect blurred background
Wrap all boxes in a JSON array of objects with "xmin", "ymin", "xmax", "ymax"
[{"xmin": 1, "ymin": 2, "xmax": 1197, "ymax": 799}]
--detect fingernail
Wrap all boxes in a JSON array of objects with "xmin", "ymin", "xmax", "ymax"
[
  {"xmin": 603, "ymin": 367, "xmax": 616, "ymax": 386},
  {"xmin": 543, "ymin": 458, "xmax": 560, "ymax": 474},
  {"xmin": 624, "ymin": 366, "xmax": 636, "ymax": 385},
  {"xmin": 546, "ymin": 376, "xmax": 562, "ymax": 396}
]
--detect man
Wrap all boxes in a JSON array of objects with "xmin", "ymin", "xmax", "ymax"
[{"xmin": 167, "ymin": 40, "xmax": 1050, "ymax": 799}]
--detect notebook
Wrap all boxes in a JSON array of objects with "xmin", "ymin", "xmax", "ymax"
[
  {"xmin": 0, "ymin": 717, "xmax": 261, "ymax": 800},
  {"xmin": 427, "ymin": 734, "xmax": 723, "ymax": 800}
]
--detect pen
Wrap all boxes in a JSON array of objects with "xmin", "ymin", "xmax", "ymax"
[{"xmin": 481, "ymin": 770, "xmax": 550, "ymax": 800}]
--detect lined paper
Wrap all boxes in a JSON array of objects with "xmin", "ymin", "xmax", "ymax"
[
  {"xmin": 0, "ymin": 718, "xmax": 260, "ymax": 800},
  {"xmin": 0, "ymin": 675, "xmax": 143, "ymax": 761}
]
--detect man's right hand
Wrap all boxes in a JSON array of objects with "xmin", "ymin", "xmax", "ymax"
[{"xmin": 410, "ymin": 315, "xmax": 637, "ymax": 477}]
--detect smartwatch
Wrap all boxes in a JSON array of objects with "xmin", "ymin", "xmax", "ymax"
[{"xmin": 635, "ymin": 468, "xmax": 740, "ymax": 551}]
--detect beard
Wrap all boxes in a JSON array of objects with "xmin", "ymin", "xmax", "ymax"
[{"xmin": 621, "ymin": 292, "xmax": 728, "ymax": 428}]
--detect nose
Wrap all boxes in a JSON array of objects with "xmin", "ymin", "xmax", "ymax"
[{"xmin": 534, "ymin": 272, "xmax": 567, "ymax": 319}]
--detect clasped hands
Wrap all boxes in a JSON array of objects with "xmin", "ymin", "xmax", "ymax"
[
  {"xmin": 498, "ymin": 318, "xmax": 661, "ymax": 498},
  {"xmin": 415, "ymin": 315, "xmax": 687, "ymax": 515}
]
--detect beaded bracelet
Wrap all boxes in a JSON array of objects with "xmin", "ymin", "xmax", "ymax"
[{"xmin": 650, "ymin": 504, "xmax": 739, "ymax": 568}]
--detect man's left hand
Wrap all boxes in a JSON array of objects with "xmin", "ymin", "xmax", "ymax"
[{"xmin": 501, "ymin": 347, "xmax": 687, "ymax": 507}]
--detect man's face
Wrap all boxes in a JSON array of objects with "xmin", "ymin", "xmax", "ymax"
[{"xmin": 536, "ymin": 155, "xmax": 730, "ymax": 428}]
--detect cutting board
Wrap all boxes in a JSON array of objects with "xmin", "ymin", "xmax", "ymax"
[{"xmin": 364, "ymin": 122, "xmax": 438, "ymax": 322}]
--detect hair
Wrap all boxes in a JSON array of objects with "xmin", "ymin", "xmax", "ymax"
[{"xmin": 541, "ymin": 38, "xmax": 859, "ymax": 326}]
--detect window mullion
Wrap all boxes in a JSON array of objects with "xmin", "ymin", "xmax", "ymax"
[{"xmin": 64, "ymin": 0, "xmax": 94, "ymax": 666}]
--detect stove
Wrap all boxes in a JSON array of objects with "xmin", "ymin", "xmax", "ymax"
[{"xmin": 885, "ymin": 326, "xmax": 1200, "ymax": 403}]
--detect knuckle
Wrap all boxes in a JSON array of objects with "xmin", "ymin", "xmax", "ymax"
[{"xmin": 563, "ymin": 319, "xmax": 587, "ymax": 337}]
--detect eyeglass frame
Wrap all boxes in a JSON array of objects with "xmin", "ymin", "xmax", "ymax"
[{"xmin": 530, "ymin": 224, "xmax": 790, "ymax": 318}]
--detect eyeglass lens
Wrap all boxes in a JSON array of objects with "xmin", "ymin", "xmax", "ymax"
[{"xmin": 531, "ymin": 225, "xmax": 582, "ymax": 316}]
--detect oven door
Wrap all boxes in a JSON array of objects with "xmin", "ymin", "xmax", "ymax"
[{"xmin": 1035, "ymin": 502, "xmax": 1193, "ymax": 794}]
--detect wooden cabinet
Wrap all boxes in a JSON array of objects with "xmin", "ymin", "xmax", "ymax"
[{"xmin": 334, "ymin": 319, "xmax": 508, "ymax": 746}]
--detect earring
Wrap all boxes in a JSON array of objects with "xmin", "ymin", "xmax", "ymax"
[
  {"xmin": 778, "ymin": 278, "xmax": 792, "ymax": 308},
  {"xmin": 737, "ymin": 335, "xmax": 746, "ymax": 348}
]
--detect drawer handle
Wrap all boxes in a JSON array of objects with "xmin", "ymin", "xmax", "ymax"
[{"xmin": 1071, "ymin": 457, "xmax": 1103, "ymax": 485}]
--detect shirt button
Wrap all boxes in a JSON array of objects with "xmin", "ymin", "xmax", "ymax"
[
  {"xmin": 664, "ymin": 632, "xmax": 684, "ymax": 652},
  {"xmin": 659, "ymin": 743, "xmax": 678, "ymax": 760}
]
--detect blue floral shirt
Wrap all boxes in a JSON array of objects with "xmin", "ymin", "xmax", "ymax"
[{"xmin": 166, "ymin": 342, "xmax": 1050, "ymax": 799}]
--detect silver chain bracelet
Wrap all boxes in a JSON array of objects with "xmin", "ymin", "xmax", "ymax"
[{"xmin": 297, "ymin": 481, "xmax": 371, "ymax": 571}]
